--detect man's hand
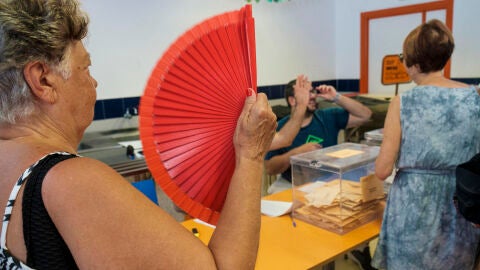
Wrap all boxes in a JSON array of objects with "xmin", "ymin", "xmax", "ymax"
[
  {"xmin": 315, "ymin": 84, "xmax": 338, "ymax": 101},
  {"xmin": 293, "ymin": 74, "xmax": 311, "ymax": 107}
]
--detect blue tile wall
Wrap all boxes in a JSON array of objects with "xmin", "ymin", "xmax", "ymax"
[
  {"xmin": 94, "ymin": 96, "xmax": 140, "ymax": 120},
  {"xmin": 124, "ymin": 97, "xmax": 140, "ymax": 113},
  {"xmin": 103, "ymin": 99, "xmax": 124, "ymax": 119},
  {"xmin": 454, "ymin": 77, "xmax": 480, "ymax": 86},
  {"xmin": 93, "ymin": 100, "xmax": 105, "ymax": 120},
  {"xmin": 94, "ymin": 77, "xmax": 479, "ymax": 120}
]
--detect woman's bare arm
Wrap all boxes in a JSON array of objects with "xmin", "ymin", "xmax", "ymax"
[
  {"xmin": 375, "ymin": 96, "xmax": 401, "ymax": 180},
  {"xmin": 44, "ymin": 92, "xmax": 277, "ymax": 270}
]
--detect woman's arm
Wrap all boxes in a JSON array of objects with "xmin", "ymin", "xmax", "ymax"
[
  {"xmin": 375, "ymin": 96, "xmax": 401, "ymax": 180},
  {"xmin": 209, "ymin": 92, "xmax": 276, "ymax": 269},
  {"xmin": 315, "ymin": 85, "xmax": 372, "ymax": 128},
  {"xmin": 44, "ymin": 92, "xmax": 277, "ymax": 270}
]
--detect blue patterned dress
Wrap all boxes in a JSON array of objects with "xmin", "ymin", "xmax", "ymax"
[{"xmin": 372, "ymin": 85, "xmax": 480, "ymax": 270}]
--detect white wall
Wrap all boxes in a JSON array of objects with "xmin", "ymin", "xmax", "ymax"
[
  {"xmin": 254, "ymin": 0, "xmax": 336, "ymax": 85},
  {"xmin": 82, "ymin": 0, "xmax": 335, "ymax": 99},
  {"xmin": 82, "ymin": 0, "xmax": 479, "ymax": 100},
  {"xmin": 82, "ymin": 0, "xmax": 242, "ymax": 100},
  {"xmin": 334, "ymin": 0, "xmax": 435, "ymax": 79},
  {"xmin": 450, "ymin": 0, "xmax": 480, "ymax": 78},
  {"xmin": 335, "ymin": 0, "xmax": 480, "ymax": 80}
]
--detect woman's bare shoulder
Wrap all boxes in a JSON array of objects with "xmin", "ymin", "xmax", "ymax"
[
  {"xmin": 445, "ymin": 79, "xmax": 469, "ymax": 88},
  {"xmin": 43, "ymin": 156, "xmax": 126, "ymax": 192}
]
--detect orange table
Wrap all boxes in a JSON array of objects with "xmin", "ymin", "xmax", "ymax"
[{"xmin": 181, "ymin": 189, "xmax": 382, "ymax": 270}]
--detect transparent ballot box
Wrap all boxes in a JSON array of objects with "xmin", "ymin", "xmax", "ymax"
[
  {"xmin": 364, "ymin": 128, "xmax": 384, "ymax": 146},
  {"xmin": 290, "ymin": 143, "xmax": 385, "ymax": 235},
  {"xmin": 364, "ymin": 128, "xmax": 395, "ymax": 193}
]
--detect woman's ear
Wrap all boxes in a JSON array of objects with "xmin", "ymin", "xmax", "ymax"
[
  {"xmin": 23, "ymin": 61, "xmax": 57, "ymax": 104},
  {"xmin": 406, "ymin": 63, "xmax": 421, "ymax": 77},
  {"xmin": 412, "ymin": 64, "xmax": 422, "ymax": 74}
]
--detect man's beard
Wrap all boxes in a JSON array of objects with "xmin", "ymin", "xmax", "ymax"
[
  {"xmin": 305, "ymin": 107, "xmax": 315, "ymax": 117},
  {"xmin": 306, "ymin": 102, "xmax": 317, "ymax": 116}
]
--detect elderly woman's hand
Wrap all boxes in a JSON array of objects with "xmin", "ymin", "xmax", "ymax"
[{"xmin": 234, "ymin": 90, "xmax": 277, "ymax": 162}]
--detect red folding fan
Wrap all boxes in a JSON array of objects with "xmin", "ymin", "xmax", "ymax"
[{"xmin": 139, "ymin": 5, "xmax": 256, "ymax": 225}]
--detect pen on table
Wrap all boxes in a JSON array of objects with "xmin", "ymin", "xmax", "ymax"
[
  {"xmin": 192, "ymin": 227, "xmax": 200, "ymax": 237},
  {"xmin": 290, "ymin": 213, "xmax": 296, "ymax": 228}
]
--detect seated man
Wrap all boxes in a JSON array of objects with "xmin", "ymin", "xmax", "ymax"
[{"xmin": 264, "ymin": 78, "xmax": 372, "ymax": 194}]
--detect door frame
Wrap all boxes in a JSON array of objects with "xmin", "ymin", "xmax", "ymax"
[{"xmin": 359, "ymin": 0, "xmax": 454, "ymax": 94}]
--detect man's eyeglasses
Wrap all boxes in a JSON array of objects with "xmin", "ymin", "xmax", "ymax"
[{"xmin": 398, "ymin": 53, "xmax": 404, "ymax": 62}]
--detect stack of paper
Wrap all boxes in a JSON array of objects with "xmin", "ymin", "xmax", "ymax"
[{"xmin": 295, "ymin": 176, "xmax": 385, "ymax": 234}]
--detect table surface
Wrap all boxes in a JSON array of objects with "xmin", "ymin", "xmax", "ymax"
[{"xmin": 181, "ymin": 189, "xmax": 382, "ymax": 270}]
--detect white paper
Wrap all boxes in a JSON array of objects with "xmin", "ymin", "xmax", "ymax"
[
  {"xmin": 261, "ymin": 200, "xmax": 293, "ymax": 217},
  {"xmin": 193, "ymin": 218, "xmax": 216, "ymax": 228},
  {"xmin": 297, "ymin": 181, "xmax": 327, "ymax": 193}
]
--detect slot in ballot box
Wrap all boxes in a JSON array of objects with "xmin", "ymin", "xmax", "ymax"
[{"xmin": 290, "ymin": 143, "xmax": 385, "ymax": 235}]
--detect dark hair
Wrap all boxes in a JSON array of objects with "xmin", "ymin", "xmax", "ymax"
[
  {"xmin": 403, "ymin": 19, "xmax": 454, "ymax": 73},
  {"xmin": 284, "ymin": 79, "xmax": 296, "ymax": 108}
]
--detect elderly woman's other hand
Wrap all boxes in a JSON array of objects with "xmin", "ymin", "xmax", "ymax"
[{"xmin": 234, "ymin": 90, "xmax": 277, "ymax": 162}]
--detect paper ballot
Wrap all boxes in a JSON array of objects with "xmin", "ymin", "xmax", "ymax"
[{"xmin": 261, "ymin": 200, "xmax": 293, "ymax": 217}]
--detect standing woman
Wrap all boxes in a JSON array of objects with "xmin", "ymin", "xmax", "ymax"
[{"xmin": 372, "ymin": 19, "xmax": 480, "ymax": 269}]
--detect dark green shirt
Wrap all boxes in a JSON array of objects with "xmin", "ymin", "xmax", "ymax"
[{"xmin": 265, "ymin": 107, "xmax": 349, "ymax": 182}]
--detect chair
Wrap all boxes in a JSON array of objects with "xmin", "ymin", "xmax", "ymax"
[
  {"xmin": 131, "ymin": 179, "xmax": 159, "ymax": 205},
  {"xmin": 262, "ymin": 169, "xmax": 278, "ymax": 196}
]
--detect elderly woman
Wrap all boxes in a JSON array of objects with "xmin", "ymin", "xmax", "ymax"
[
  {"xmin": 0, "ymin": 0, "xmax": 277, "ymax": 269},
  {"xmin": 372, "ymin": 19, "xmax": 480, "ymax": 269}
]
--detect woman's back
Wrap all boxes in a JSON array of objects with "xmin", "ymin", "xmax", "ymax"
[
  {"xmin": 373, "ymin": 84, "xmax": 480, "ymax": 269},
  {"xmin": 398, "ymin": 85, "xmax": 480, "ymax": 169},
  {"xmin": 0, "ymin": 140, "xmax": 58, "ymax": 267}
]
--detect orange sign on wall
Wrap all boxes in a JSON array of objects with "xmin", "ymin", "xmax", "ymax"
[{"xmin": 381, "ymin": 54, "xmax": 411, "ymax": 85}]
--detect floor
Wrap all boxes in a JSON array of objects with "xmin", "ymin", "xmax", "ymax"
[
  {"xmin": 332, "ymin": 239, "xmax": 378, "ymax": 270},
  {"xmin": 328, "ymin": 256, "xmax": 363, "ymax": 270}
]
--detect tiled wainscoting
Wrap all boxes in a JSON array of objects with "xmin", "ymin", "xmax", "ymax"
[
  {"xmin": 93, "ymin": 79, "xmax": 361, "ymax": 121},
  {"xmin": 90, "ymin": 77, "xmax": 479, "ymax": 128}
]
